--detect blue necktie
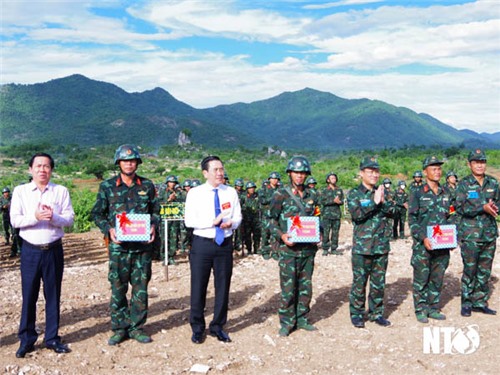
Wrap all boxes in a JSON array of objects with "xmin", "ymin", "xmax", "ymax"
[{"xmin": 213, "ymin": 188, "xmax": 225, "ymax": 245}]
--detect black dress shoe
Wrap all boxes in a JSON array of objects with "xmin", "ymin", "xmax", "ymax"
[
  {"xmin": 46, "ymin": 341, "xmax": 71, "ymax": 354},
  {"xmin": 209, "ymin": 329, "xmax": 231, "ymax": 343},
  {"xmin": 461, "ymin": 306, "xmax": 472, "ymax": 317},
  {"xmin": 472, "ymin": 306, "xmax": 497, "ymax": 315},
  {"xmin": 373, "ymin": 317, "xmax": 391, "ymax": 327},
  {"xmin": 15, "ymin": 344, "xmax": 35, "ymax": 358},
  {"xmin": 351, "ymin": 317, "xmax": 365, "ymax": 328},
  {"xmin": 191, "ymin": 332, "xmax": 205, "ymax": 344}
]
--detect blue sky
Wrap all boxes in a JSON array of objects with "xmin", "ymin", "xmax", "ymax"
[{"xmin": 1, "ymin": 0, "xmax": 499, "ymax": 133}]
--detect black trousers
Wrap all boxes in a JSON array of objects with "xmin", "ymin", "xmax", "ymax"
[
  {"xmin": 189, "ymin": 235, "xmax": 233, "ymax": 334},
  {"xmin": 19, "ymin": 240, "xmax": 64, "ymax": 346}
]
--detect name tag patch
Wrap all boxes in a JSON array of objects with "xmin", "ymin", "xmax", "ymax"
[{"xmin": 468, "ymin": 191, "xmax": 479, "ymax": 199}]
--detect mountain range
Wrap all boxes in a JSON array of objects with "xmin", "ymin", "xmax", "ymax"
[{"xmin": 0, "ymin": 74, "xmax": 498, "ymax": 150}]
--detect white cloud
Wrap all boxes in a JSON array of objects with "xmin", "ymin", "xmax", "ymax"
[
  {"xmin": 304, "ymin": 0, "xmax": 383, "ymax": 10},
  {"xmin": 1, "ymin": 0, "xmax": 499, "ymax": 133}
]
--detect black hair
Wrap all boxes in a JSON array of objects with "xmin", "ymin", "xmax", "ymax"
[
  {"xmin": 201, "ymin": 155, "xmax": 222, "ymax": 171},
  {"xmin": 29, "ymin": 152, "xmax": 55, "ymax": 169}
]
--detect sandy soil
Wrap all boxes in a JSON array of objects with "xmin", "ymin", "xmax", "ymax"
[{"xmin": 1, "ymin": 223, "xmax": 499, "ymax": 375}]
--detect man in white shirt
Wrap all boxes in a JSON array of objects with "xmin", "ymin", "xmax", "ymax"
[
  {"xmin": 184, "ymin": 155, "xmax": 242, "ymax": 344},
  {"xmin": 10, "ymin": 152, "xmax": 75, "ymax": 358}
]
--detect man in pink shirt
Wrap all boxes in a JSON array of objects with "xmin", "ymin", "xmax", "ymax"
[{"xmin": 10, "ymin": 152, "xmax": 74, "ymax": 358}]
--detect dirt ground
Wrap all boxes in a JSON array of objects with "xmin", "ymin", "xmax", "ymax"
[{"xmin": 1, "ymin": 223, "xmax": 499, "ymax": 375}]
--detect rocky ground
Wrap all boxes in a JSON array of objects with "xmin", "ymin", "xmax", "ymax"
[{"xmin": 0, "ymin": 223, "xmax": 499, "ymax": 375}]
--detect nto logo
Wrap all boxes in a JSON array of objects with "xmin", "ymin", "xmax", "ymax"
[{"xmin": 423, "ymin": 325, "xmax": 480, "ymax": 354}]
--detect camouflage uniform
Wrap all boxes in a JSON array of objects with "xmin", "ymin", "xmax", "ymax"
[
  {"xmin": 393, "ymin": 182, "xmax": 408, "ymax": 239},
  {"xmin": 259, "ymin": 174, "xmax": 280, "ymax": 259},
  {"xmin": 179, "ymin": 180, "xmax": 192, "ymax": 253},
  {"xmin": 319, "ymin": 173, "xmax": 344, "ymax": 255},
  {"xmin": 160, "ymin": 176, "xmax": 181, "ymax": 265},
  {"xmin": 267, "ymin": 156, "xmax": 319, "ymax": 335},
  {"xmin": 443, "ymin": 171, "xmax": 459, "ymax": 225},
  {"xmin": 233, "ymin": 178, "xmax": 245, "ymax": 252},
  {"xmin": 91, "ymin": 145, "xmax": 160, "ymax": 343},
  {"xmin": 409, "ymin": 171, "xmax": 423, "ymax": 193},
  {"xmin": 347, "ymin": 157, "xmax": 395, "ymax": 325},
  {"xmin": 1, "ymin": 189, "xmax": 12, "ymax": 244},
  {"xmin": 455, "ymin": 150, "xmax": 499, "ymax": 313},
  {"xmin": 1, "ymin": 188, "xmax": 20, "ymax": 256},
  {"xmin": 241, "ymin": 182, "xmax": 262, "ymax": 254},
  {"xmin": 408, "ymin": 156, "xmax": 453, "ymax": 321}
]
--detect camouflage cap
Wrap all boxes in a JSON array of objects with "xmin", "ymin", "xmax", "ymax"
[
  {"xmin": 2, "ymin": 187, "xmax": 10, "ymax": 193},
  {"xmin": 468, "ymin": 148, "xmax": 487, "ymax": 162},
  {"xmin": 446, "ymin": 171, "xmax": 458, "ymax": 179},
  {"xmin": 306, "ymin": 176, "xmax": 317, "ymax": 185},
  {"xmin": 422, "ymin": 156, "xmax": 444, "ymax": 169},
  {"xmin": 245, "ymin": 181, "xmax": 257, "ymax": 189},
  {"xmin": 382, "ymin": 177, "xmax": 392, "ymax": 185},
  {"xmin": 359, "ymin": 156, "xmax": 380, "ymax": 170},
  {"xmin": 413, "ymin": 170, "xmax": 423, "ymax": 178}
]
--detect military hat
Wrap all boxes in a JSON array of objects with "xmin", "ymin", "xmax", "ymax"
[
  {"xmin": 413, "ymin": 171, "xmax": 423, "ymax": 178},
  {"xmin": 224, "ymin": 172, "xmax": 230, "ymax": 183},
  {"xmin": 165, "ymin": 175, "xmax": 178, "ymax": 183},
  {"xmin": 191, "ymin": 179, "xmax": 202, "ymax": 187},
  {"xmin": 468, "ymin": 149, "xmax": 487, "ymax": 162},
  {"xmin": 446, "ymin": 171, "xmax": 458, "ymax": 179},
  {"xmin": 306, "ymin": 176, "xmax": 317, "ymax": 185},
  {"xmin": 183, "ymin": 179, "xmax": 192, "ymax": 188},
  {"xmin": 234, "ymin": 178, "xmax": 244, "ymax": 187},
  {"xmin": 2, "ymin": 187, "xmax": 10, "ymax": 193},
  {"xmin": 114, "ymin": 144, "xmax": 142, "ymax": 165},
  {"xmin": 326, "ymin": 172, "xmax": 338, "ymax": 183},
  {"xmin": 286, "ymin": 156, "xmax": 311, "ymax": 175},
  {"xmin": 422, "ymin": 156, "xmax": 444, "ymax": 169},
  {"xmin": 246, "ymin": 181, "xmax": 257, "ymax": 190},
  {"xmin": 398, "ymin": 180, "xmax": 406, "ymax": 186},
  {"xmin": 359, "ymin": 156, "xmax": 380, "ymax": 170},
  {"xmin": 268, "ymin": 171, "xmax": 281, "ymax": 180},
  {"xmin": 382, "ymin": 178, "xmax": 392, "ymax": 185}
]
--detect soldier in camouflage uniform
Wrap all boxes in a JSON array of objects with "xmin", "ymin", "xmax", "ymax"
[
  {"xmin": 233, "ymin": 178, "xmax": 245, "ymax": 252},
  {"xmin": 408, "ymin": 156, "xmax": 453, "ymax": 323},
  {"xmin": 455, "ymin": 149, "xmax": 499, "ymax": 317},
  {"xmin": 91, "ymin": 144, "xmax": 160, "ymax": 345},
  {"xmin": 393, "ymin": 180, "xmax": 409, "ymax": 239},
  {"xmin": 266, "ymin": 156, "xmax": 319, "ymax": 337},
  {"xmin": 179, "ymin": 179, "xmax": 193, "ymax": 254},
  {"xmin": 306, "ymin": 176, "xmax": 319, "ymax": 196},
  {"xmin": 1, "ymin": 187, "xmax": 12, "ymax": 245},
  {"xmin": 347, "ymin": 156, "xmax": 394, "ymax": 328},
  {"xmin": 382, "ymin": 178, "xmax": 395, "ymax": 239},
  {"xmin": 259, "ymin": 172, "xmax": 280, "ymax": 259},
  {"xmin": 410, "ymin": 171, "xmax": 423, "ymax": 193},
  {"xmin": 319, "ymin": 172, "xmax": 344, "ymax": 256},
  {"xmin": 241, "ymin": 181, "xmax": 262, "ymax": 254},
  {"xmin": 160, "ymin": 175, "xmax": 181, "ymax": 265},
  {"xmin": 443, "ymin": 171, "xmax": 459, "ymax": 225}
]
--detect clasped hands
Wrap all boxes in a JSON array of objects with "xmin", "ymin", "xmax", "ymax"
[{"xmin": 213, "ymin": 212, "xmax": 232, "ymax": 229}]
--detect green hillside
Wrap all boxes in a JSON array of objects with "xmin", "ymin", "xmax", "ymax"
[{"xmin": 0, "ymin": 75, "xmax": 497, "ymax": 150}]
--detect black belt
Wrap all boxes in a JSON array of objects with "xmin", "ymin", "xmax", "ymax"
[
  {"xmin": 25, "ymin": 238, "xmax": 62, "ymax": 250},
  {"xmin": 194, "ymin": 235, "xmax": 231, "ymax": 245}
]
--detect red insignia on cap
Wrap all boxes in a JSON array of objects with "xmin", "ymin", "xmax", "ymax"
[
  {"xmin": 126, "ymin": 149, "xmax": 132, "ymax": 155},
  {"xmin": 476, "ymin": 149, "xmax": 481, "ymax": 154}
]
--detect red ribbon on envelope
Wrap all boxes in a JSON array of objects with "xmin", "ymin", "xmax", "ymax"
[
  {"xmin": 313, "ymin": 206, "xmax": 321, "ymax": 216},
  {"xmin": 432, "ymin": 224, "xmax": 443, "ymax": 238},
  {"xmin": 117, "ymin": 212, "xmax": 132, "ymax": 231},
  {"xmin": 290, "ymin": 215, "xmax": 302, "ymax": 230}
]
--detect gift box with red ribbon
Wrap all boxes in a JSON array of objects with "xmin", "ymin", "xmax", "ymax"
[
  {"xmin": 287, "ymin": 216, "xmax": 320, "ymax": 243},
  {"xmin": 115, "ymin": 213, "xmax": 151, "ymax": 242},
  {"xmin": 426, "ymin": 224, "xmax": 457, "ymax": 250}
]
